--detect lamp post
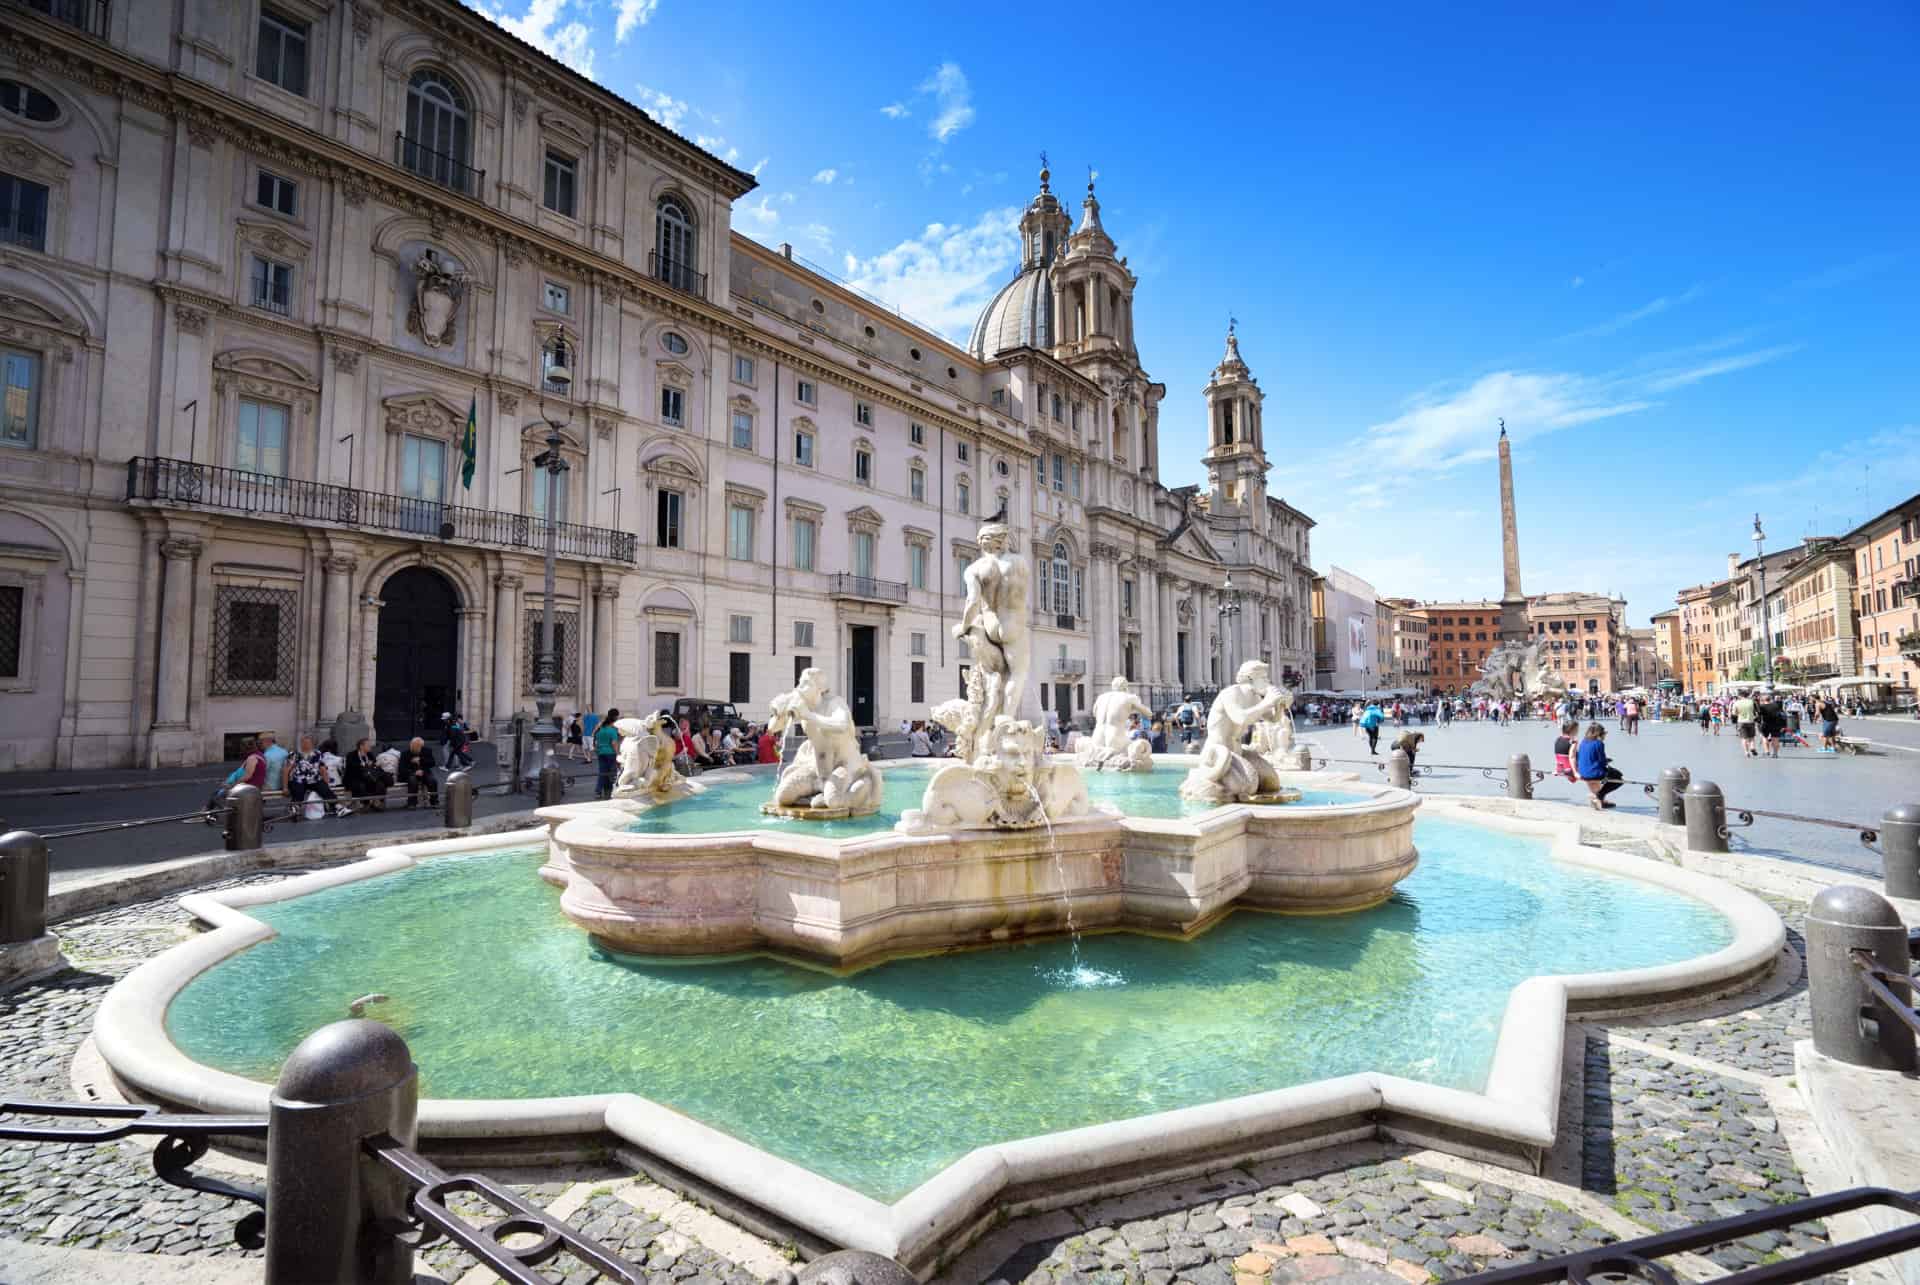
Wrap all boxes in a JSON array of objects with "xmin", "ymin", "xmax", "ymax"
[
  {"xmin": 1752, "ymin": 513, "xmax": 1775, "ymax": 685},
  {"xmin": 529, "ymin": 338, "xmax": 574, "ymax": 804},
  {"xmin": 1217, "ymin": 572, "xmax": 1242, "ymax": 688}
]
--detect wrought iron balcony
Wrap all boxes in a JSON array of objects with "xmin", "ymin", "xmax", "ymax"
[
  {"xmin": 394, "ymin": 133, "xmax": 485, "ymax": 197},
  {"xmin": 1049, "ymin": 657, "xmax": 1087, "ymax": 676},
  {"xmin": 827, "ymin": 573, "xmax": 907, "ymax": 604},
  {"xmin": 1900, "ymin": 630, "xmax": 1920, "ymax": 661},
  {"xmin": 10, "ymin": 0, "xmax": 109, "ymax": 37},
  {"xmin": 649, "ymin": 250, "xmax": 705, "ymax": 298},
  {"xmin": 126, "ymin": 457, "xmax": 637, "ymax": 563}
]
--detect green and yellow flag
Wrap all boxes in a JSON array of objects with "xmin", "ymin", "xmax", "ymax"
[{"xmin": 460, "ymin": 393, "xmax": 477, "ymax": 489}]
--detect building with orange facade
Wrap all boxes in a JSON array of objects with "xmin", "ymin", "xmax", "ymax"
[
  {"xmin": 1525, "ymin": 592, "xmax": 1628, "ymax": 694},
  {"xmin": 1772, "ymin": 538, "xmax": 1858, "ymax": 684},
  {"xmin": 1846, "ymin": 494, "xmax": 1920, "ymax": 698},
  {"xmin": 1421, "ymin": 601, "xmax": 1503, "ymax": 692},
  {"xmin": 1674, "ymin": 581, "xmax": 1724, "ymax": 695},
  {"xmin": 1650, "ymin": 609, "xmax": 1680, "ymax": 685}
]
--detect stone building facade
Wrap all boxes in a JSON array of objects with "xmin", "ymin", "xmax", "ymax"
[
  {"xmin": 0, "ymin": 0, "xmax": 1312, "ymax": 769},
  {"xmin": 1771, "ymin": 538, "xmax": 1858, "ymax": 684},
  {"xmin": 1524, "ymin": 592, "xmax": 1627, "ymax": 695},
  {"xmin": 1846, "ymin": 496, "xmax": 1919, "ymax": 696},
  {"xmin": 1418, "ymin": 600, "xmax": 1502, "ymax": 694}
]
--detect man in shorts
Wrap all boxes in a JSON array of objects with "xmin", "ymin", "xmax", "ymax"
[{"xmin": 1731, "ymin": 692, "xmax": 1759, "ymax": 758}]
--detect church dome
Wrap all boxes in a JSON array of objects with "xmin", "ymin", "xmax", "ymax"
[{"xmin": 967, "ymin": 263, "xmax": 1054, "ymax": 360}]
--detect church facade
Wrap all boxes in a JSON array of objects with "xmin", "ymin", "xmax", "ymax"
[{"xmin": 0, "ymin": 0, "xmax": 1312, "ymax": 770}]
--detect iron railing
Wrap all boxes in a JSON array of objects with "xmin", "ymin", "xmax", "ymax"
[
  {"xmin": 1049, "ymin": 657, "xmax": 1087, "ymax": 675},
  {"xmin": 394, "ymin": 132, "xmax": 485, "ymax": 197},
  {"xmin": 10, "ymin": 0, "xmax": 109, "ymax": 37},
  {"xmin": 127, "ymin": 457, "xmax": 638, "ymax": 564},
  {"xmin": 649, "ymin": 250, "xmax": 705, "ymax": 298},
  {"xmin": 827, "ymin": 573, "xmax": 908, "ymax": 603},
  {"xmin": 1852, "ymin": 948, "xmax": 1920, "ymax": 1039}
]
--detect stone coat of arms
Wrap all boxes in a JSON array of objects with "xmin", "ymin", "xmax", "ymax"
[{"xmin": 408, "ymin": 248, "xmax": 465, "ymax": 348}]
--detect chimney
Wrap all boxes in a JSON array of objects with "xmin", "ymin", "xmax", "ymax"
[
  {"xmin": 778, "ymin": 243, "xmax": 793, "ymax": 259},
  {"xmin": 1726, "ymin": 553, "xmax": 1739, "ymax": 579}
]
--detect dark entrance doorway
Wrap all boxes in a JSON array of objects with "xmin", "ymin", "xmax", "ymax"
[
  {"xmin": 848, "ymin": 625, "xmax": 876, "ymax": 728},
  {"xmin": 374, "ymin": 567, "xmax": 459, "ymax": 742},
  {"xmin": 1053, "ymin": 682, "xmax": 1073, "ymax": 723}
]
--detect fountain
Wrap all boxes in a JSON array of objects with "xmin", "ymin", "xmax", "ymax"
[
  {"xmin": 610, "ymin": 711, "xmax": 695, "ymax": 802},
  {"xmin": 1078, "ymin": 675, "xmax": 1155, "ymax": 772},
  {"xmin": 762, "ymin": 667, "xmax": 881, "ymax": 820},
  {"xmin": 1179, "ymin": 660, "xmax": 1302, "ymax": 805}
]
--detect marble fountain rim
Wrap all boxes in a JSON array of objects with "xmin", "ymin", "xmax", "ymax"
[{"xmin": 89, "ymin": 795, "xmax": 1785, "ymax": 1274}]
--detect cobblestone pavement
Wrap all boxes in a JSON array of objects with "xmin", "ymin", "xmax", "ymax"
[{"xmin": 0, "ymin": 845, "xmax": 1867, "ymax": 1283}]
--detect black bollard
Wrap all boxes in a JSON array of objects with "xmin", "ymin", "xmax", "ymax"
[
  {"xmin": 1881, "ymin": 803, "xmax": 1920, "ymax": 901},
  {"xmin": 443, "ymin": 770, "xmax": 474, "ymax": 829},
  {"xmin": 537, "ymin": 761, "xmax": 564, "ymax": 807},
  {"xmin": 1386, "ymin": 749, "xmax": 1412, "ymax": 789},
  {"xmin": 0, "ymin": 830, "xmax": 49, "ymax": 945},
  {"xmin": 265, "ymin": 1020, "xmax": 418, "ymax": 1283},
  {"xmin": 224, "ymin": 783, "xmax": 264, "ymax": 851},
  {"xmin": 1806, "ymin": 885, "xmax": 1917, "ymax": 1071},
  {"xmin": 1657, "ymin": 766, "xmax": 1690, "ymax": 827},
  {"xmin": 1507, "ymin": 754, "xmax": 1532, "ymax": 800},
  {"xmin": 1683, "ymin": 781, "xmax": 1728, "ymax": 853}
]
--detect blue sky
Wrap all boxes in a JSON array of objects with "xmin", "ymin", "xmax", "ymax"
[{"xmin": 469, "ymin": 1, "xmax": 1919, "ymax": 623}]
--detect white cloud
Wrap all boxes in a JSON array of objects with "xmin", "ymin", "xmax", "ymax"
[
  {"xmin": 812, "ymin": 168, "xmax": 838, "ymax": 185},
  {"xmin": 803, "ymin": 223, "xmax": 833, "ymax": 249},
  {"xmin": 1644, "ymin": 343, "xmax": 1801, "ymax": 392},
  {"xmin": 614, "ymin": 0, "xmax": 658, "ymax": 40},
  {"xmin": 1793, "ymin": 252, "xmax": 1901, "ymax": 291},
  {"xmin": 880, "ymin": 102, "xmax": 910, "ymax": 119},
  {"xmin": 473, "ymin": 0, "xmax": 595, "ymax": 78},
  {"xmin": 1358, "ymin": 371, "xmax": 1653, "ymax": 474},
  {"xmin": 1556, "ymin": 283, "xmax": 1705, "ymax": 342},
  {"xmin": 841, "ymin": 205, "xmax": 1022, "ymax": 341},
  {"xmin": 750, "ymin": 157, "xmax": 769, "ymax": 178},
  {"xmin": 917, "ymin": 62, "xmax": 975, "ymax": 142},
  {"xmin": 778, "ymin": 191, "xmax": 796, "ymax": 204},
  {"xmin": 632, "ymin": 83, "xmax": 689, "ymax": 131},
  {"xmin": 739, "ymin": 197, "xmax": 780, "ymax": 232}
]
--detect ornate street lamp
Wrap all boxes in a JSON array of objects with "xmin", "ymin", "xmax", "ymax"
[
  {"xmin": 1752, "ymin": 513, "xmax": 1775, "ymax": 685},
  {"xmin": 529, "ymin": 337, "xmax": 574, "ymax": 803},
  {"xmin": 1217, "ymin": 572, "xmax": 1242, "ymax": 688}
]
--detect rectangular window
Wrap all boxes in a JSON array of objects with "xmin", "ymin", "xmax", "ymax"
[
  {"xmin": 956, "ymin": 481, "xmax": 970, "ymax": 514},
  {"xmin": 522, "ymin": 609, "xmax": 580, "ymax": 694},
  {"xmin": 792, "ymin": 517, "xmax": 816, "ymax": 571},
  {"xmin": 793, "ymin": 430, "xmax": 814, "ymax": 466},
  {"xmin": 660, "ymin": 387, "xmax": 684, "ymax": 427},
  {"xmin": 542, "ymin": 281, "xmax": 571, "ymax": 313},
  {"xmin": 214, "ymin": 588, "xmax": 296, "ymax": 695},
  {"xmin": 1051, "ymin": 393, "xmax": 1063, "ymax": 420},
  {"xmin": 255, "ymin": 10, "xmax": 310, "ymax": 97},
  {"xmin": 910, "ymin": 631, "xmax": 927, "ymax": 657},
  {"xmin": 529, "ymin": 465, "xmax": 568, "ymax": 522},
  {"xmin": 255, "ymin": 169, "xmax": 297, "ymax": 216},
  {"xmin": 794, "ymin": 654, "xmax": 812, "ymax": 685},
  {"xmin": 1051, "ymin": 454, "xmax": 1065, "ymax": 491},
  {"xmin": 909, "ymin": 543, "xmax": 927, "ymax": 590},
  {"xmin": 794, "ymin": 620, "xmax": 815, "ymax": 648},
  {"xmin": 655, "ymin": 489, "xmax": 682, "ymax": 548},
  {"xmin": 1122, "ymin": 579, "xmax": 1135, "ymax": 616},
  {"xmin": 909, "ymin": 467, "xmax": 925, "ymax": 501},
  {"xmin": 0, "ymin": 174, "xmax": 49, "ymax": 252},
  {"xmin": 733, "ymin": 354, "xmax": 755, "ymax": 384},
  {"xmin": 728, "ymin": 614, "xmax": 753, "ymax": 644},
  {"xmin": 0, "ymin": 348, "xmax": 41, "ymax": 449},
  {"xmin": 731, "ymin": 410, "xmax": 753, "ymax": 451},
  {"xmin": 855, "ymin": 449, "xmax": 872, "ymax": 485},
  {"xmin": 399, "ymin": 434, "xmax": 446, "ymax": 502},
  {"xmin": 728, "ymin": 505, "xmax": 754, "ymax": 560},
  {"xmin": 542, "ymin": 150, "xmax": 577, "ymax": 217},
  {"xmin": 853, "ymin": 530, "xmax": 875, "ymax": 579},
  {"xmin": 250, "ymin": 255, "xmax": 293, "ymax": 315},
  {"xmin": 653, "ymin": 630, "xmax": 681, "ymax": 689},
  {"xmin": 729, "ymin": 651, "xmax": 751, "ymax": 704},
  {"xmin": 956, "ymin": 440, "xmax": 971, "ymax": 462},
  {"xmin": 0, "ymin": 583, "xmax": 19, "ymax": 679},
  {"xmin": 235, "ymin": 397, "xmax": 289, "ymax": 476},
  {"xmin": 796, "ymin": 379, "xmax": 816, "ymax": 405},
  {"xmin": 909, "ymin": 422, "xmax": 925, "ymax": 446},
  {"xmin": 855, "ymin": 402, "xmax": 873, "ymax": 426},
  {"xmin": 1073, "ymin": 566, "xmax": 1085, "ymax": 617},
  {"xmin": 911, "ymin": 661, "xmax": 925, "ymax": 704},
  {"xmin": 991, "ymin": 389, "xmax": 1005, "ymax": 407},
  {"xmin": 1071, "ymin": 461, "xmax": 1082, "ymax": 498}
]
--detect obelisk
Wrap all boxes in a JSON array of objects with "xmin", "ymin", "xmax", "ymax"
[{"xmin": 1496, "ymin": 419, "xmax": 1529, "ymax": 643}]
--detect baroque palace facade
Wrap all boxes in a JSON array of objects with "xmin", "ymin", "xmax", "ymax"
[{"xmin": 0, "ymin": 0, "xmax": 1313, "ymax": 770}]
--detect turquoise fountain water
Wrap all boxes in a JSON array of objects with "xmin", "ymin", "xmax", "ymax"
[{"xmin": 165, "ymin": 795, "xmax": 1732, "ymax": 1203}]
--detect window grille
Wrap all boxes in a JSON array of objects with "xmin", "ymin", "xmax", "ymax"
[
  {"xmin": 654, "ymin": 630, "xmax": 681, "ymax": 688},
  {"xmin": 523, "ymin": 608, "xmax": 580, "ymax": 694},
  {"xmin": 0, "ymin": 583, "xmax": 20, "ymax": 679},
  {"xmin": 211, "ymin": 585, "xmax": 297, "ymax": 696}
]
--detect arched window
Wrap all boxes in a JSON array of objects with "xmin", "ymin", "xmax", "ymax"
[
  {"xmin": 655, "ymin": 196, "xmax": 697, "ymax": 292},
  {"xmin": 1052, "ymin": 542, "xmax": 1072, "ymax": 617},
  {"xmin": 404, "ymin": 70, "xmax": 472, "ymax": 192}
]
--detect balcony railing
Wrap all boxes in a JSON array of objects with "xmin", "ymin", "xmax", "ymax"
[
  {"xmin": 649, "ymin": 250, "xmax": 705, "ymax": 298},
  {"xmin": 827, "ymin": 573, "xmax": 907, "ymax": 604},
  {"xmin": 394, "ymin": 133, "xmax": 485, "ymax": 197},
  {"xmin": 11, "ymin": 0, "xmax": 109, "ymax": 37},
  {"xmin": 1900, "ymin": 630, "xmax": 1920, "ymax": 661},
  {"xmin": 1049, "ymin": 657, "xmax": 1087, "ymax": 676},
  {"xmin": 126, "ymin": 457, "xmax": 637, "ymax": 563}
]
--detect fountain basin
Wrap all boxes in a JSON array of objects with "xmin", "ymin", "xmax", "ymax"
[{"xmin": 536, "ymin": 761, "xmax": 1418, "ymax": 968}]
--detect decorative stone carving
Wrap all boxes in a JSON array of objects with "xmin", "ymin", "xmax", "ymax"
[
  {"xmin": 407, "ymin": 248, "xmax": 465, "ymax": 348},
  {"xmin": 1079, "ymin": 675, "xmax": 1153, "ymax": 772},
  {"xmin": 184, "ymin": 116, "xmax": 218, "ymax": 148},
  {"xmin": 763, "ymin": 667, "xmax": 880, "ymax": 819},
  {"xmin": 1250, "ymin": 682, "xmax": 1314, "ymax": 771},
  {"xmin": 352, "ymin": 4, "xmax": 373, "ymax": 47},
  {"xmin": 341, "ymin": 178, "xmax": 368, "ymax": 207},
  {"xmin": 322, "ymin": 555, "xmax": 358, "ymax": 576},
  {"xmin": 330, "ymin": 347, "xmax": 361, "ymax": 374},
  {"xmin": 174, "ymin": 306, "xmax": 208, "ymax": 335},
  {"xmin": 1180, "ymin": 661, "xmax": 1300, "ymax": 805},
  {"xmin": 498, "ymin": 392, "xmax": 520, "ymax": 413},
  {"xmin": 593, "ymin": 416, "xmax": 615, "ymax": 440},
  {"xmin": 1475, "ymin": 640, "xmax": 1566, "ymax": 701},
  {"xmin": 511, "ymin": 90, "xmax": 530, "ymax": 123},
  {"xmin": 159, "ymin": 537, "xmax": 203, "ymax": 561},
  {"xmin": 905, "ymin": 715, "xmax": 1089, "ymax": 831},
  {"xmin": 612, "ymin": 713, "xmax": 693, "ymax": 802}
]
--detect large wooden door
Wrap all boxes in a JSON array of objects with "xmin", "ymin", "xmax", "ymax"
[{"xmin": 374, "ymin": 567, "xmax": 459, "ymax": 742}]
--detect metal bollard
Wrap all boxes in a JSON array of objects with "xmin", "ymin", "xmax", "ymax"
[
  {"xmin": 777, "ymin": 1249, "xmax": 918, "ymax": 1285},
  {"xmin": 224, "ymin": 783, "xmax": 263, "ymax": 851},
  {"xmin": 265, "ymin": 1020, "xmax": 419, "ymax": 1283},
  {"xmin": 1386, "ymin": 749, "xmax": 1412, "ymax": 789},
  {"xmin": 1881, "ymin": 803, "xmax": 1920, "ymax": 901},
  {"xmin": 443, "ymin": 770, "xmax": 474, "ymax": 829},
  {"xmin": 1806, "ymin": 885, "xmax": 1917, "ymax": 1071},
  {"xmin": 1657, "ymin": 766, "xmax": 1690, "ymax": 827},
  {"xmin": 0, "ymin": 830, "xmax": 50, "ymax": 945},
  {"xmin": 1506, "ymin": 753, "xmax": 1532, "ymax": 800},
  {"xmin": 1683, "ymin": 781, "xmax": 1728, "ymax": 853},
  {"xmin": 537, "ymin": 761, "xmax": 564, "ymax": 807}
]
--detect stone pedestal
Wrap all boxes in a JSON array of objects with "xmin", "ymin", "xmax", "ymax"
[{"xmin": 0, "ymin": 934, "xmax": 64, "ymax": 993}]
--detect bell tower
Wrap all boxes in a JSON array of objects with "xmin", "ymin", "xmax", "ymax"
[{"xmin": 1202, "ymin": 321, "xmax": 1267, "ymax": 516}]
